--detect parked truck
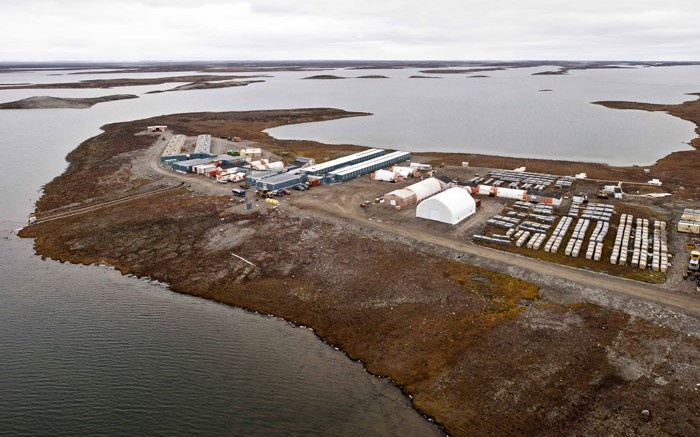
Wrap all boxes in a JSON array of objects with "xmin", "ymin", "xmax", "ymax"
[{"xmin": 683, "ymin": 251, "xmax": 700, "ymax": 291}]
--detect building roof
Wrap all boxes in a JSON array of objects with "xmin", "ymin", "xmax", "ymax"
[
  {"xmin": 329, "ymin": 151, "xmax": 410, "ymax": 177},
  {"xmin": 526, "ymin": 190, "xmax": 563, "ymax": 199},
  {"xmin": 416, "ymin": 187, "xmax": 476, "ymax": 225},
  {"xmin": 385, "ymin": 189, "xmax": 415, "ymax": 200},
  {"xmin": 437, "ymin": 175, "xmax": 454, "ymax": 185},
  {"xmin": 303, "ymin": 148, "xmax": 384, "ymax": 174},
  {"xmin": 405, "ymin": 177, "xmax": 444, "ymax": 201}
]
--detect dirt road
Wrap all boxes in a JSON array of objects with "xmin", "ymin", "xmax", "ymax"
[
  {"xmin": 290, "ymin": 187, "xmax": 700, "ymax": 318},
  {"xmin": 144, "ymin": 139, "xmax": 700, "ymax": 318}
]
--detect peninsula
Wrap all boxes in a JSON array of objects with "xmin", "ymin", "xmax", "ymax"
[{"xmin": 19, "ymin": 95, "xmax": 700, "ymax": 436}]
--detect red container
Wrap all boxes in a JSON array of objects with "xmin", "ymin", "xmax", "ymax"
[{"xmin": 233, "ymin": 137, "xmax": 241, "ymax": 142}]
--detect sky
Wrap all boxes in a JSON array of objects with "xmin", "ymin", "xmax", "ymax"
[{"xmin": 1, "ymin": 0, "xmax": 699, "ymax": 62}]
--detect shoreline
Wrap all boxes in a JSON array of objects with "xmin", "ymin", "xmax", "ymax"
[
  {"xmin": 18, "ymin": 103, "xmax": 700, "ymax": 436},
  {"xmin": 0, "ymin": 74, "xmax": 266, "ymax": 90},
  {"xmin": 0, "ymin": 94, "xmax": 138, "ymax": 109}
]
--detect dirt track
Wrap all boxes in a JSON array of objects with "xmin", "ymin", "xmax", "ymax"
[
  {"xmin": 290, "ymin": 184, "xmax": 700, "ymax": 317},
  {"xmin": 139, "ymin": 131, "xmax": 700, "ymax": 320}
]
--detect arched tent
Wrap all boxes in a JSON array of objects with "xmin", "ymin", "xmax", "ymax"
[
  {"xmin": 383, "ymin": 177, "xmax": 444, "ymax": 207},
  {"xmin": 416, "ymin": 187, "xmax": 476, "ymax": 225}
]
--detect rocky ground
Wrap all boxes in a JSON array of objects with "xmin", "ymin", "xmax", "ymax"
[{"xmin": 20, "ymin": 108, "xmax": 700, "ymax": 437}]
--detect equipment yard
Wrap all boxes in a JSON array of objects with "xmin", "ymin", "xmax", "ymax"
[{"xmin": 133, "ymin": 124, "xmax": 700, "ymax": 303}]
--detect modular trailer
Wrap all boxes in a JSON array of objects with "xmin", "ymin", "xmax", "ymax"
[
  {"xmin": 257, "ymin": 172, "xmax": 308, "ymax": 190},
  {"xmin": 246, "ymin": 170, "xmax": 284, "ymax": 186},
  {"xmin": 302, "ymin": 149, "xmax": 385, "ymax": 176},
  {"xmin": 328, "ymin": 151, "xmax": 411, "ymax": 182},
  {"xmin": 172, "ymin": 158, "xmax": 213, "ymax": 173}
]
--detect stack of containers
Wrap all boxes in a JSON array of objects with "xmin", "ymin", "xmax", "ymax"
[
  {"xmin": 588, "ymin": 221, "xmax": 608, "ymax": 261},
  {"xmin": 526, "ymin": 233, "xmax": 546, "ymax": 250},
  {"xmin": 518, "ymin": 221, "xmax": 551, "ymax": 233},
  {"xmin": 545, "ymin": 216, "xmax": 572, "ymax": 253},
  {"xmin": 652, "ymin": 221, "xmax": 668, "ymax": 272},
  {"xmin": 565, "ymin": 218, "xmax": 590, "ymax": 258},
  {"xmin": 639, "ymin": 219, "xmax": 649, "ymax": 270},
  {"xmin": 631, "ymin": 218, "xmax": 643, "ymax": 268},
  {"xmin": 487, "ymin": 215, "xmax": 521, "ymax": 229},
  {"xmin": 610, "ymin": 214, "xmax": 633, "ymax": 265},
  {"xmin": 516, "ymin": 231, "xmax": 531, "ymax": 247},
  {"xmin": 621, "ymin": 215, "xmax": 633, "ymax": 266}
]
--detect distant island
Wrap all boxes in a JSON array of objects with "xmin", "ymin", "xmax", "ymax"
[
  {"xmin": 420, "ymin": 67, "xmax": 505, "ymax": 74},
  {"xmin": 0, "ymin": 94, "xmax": 138, "ymax": 109},
  {"xmin": 0, "ymin": 74, "xmax": 265, "ymax": 90},
  {"xmin": 302, "ymin": 75, "xmax": 347, "ymax": 80},
  {"xmin": 146, "ymin": 79, "xmax": 265, "ymax": 94},
  {"xmin": 356, "ymin": 75, "xmax": 389, "ymax": 79}
]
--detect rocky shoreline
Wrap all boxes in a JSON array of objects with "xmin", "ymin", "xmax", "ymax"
[{"xmin": 19, "ymin": 105, "xmax": 700, "ymax": 436}]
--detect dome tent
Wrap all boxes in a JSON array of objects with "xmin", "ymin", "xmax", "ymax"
[{"xmin": 416, "ymin": 187, "xmax": 476, "ymax": 225}]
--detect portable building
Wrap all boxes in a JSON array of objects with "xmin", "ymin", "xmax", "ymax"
[
  {"xmin": 416, "ymin": 187, "xmax": 476, "ymax": 225},
  {"xmin": 328, "ymin": 151, "xmax": 411, "ymax": 182},
  {"xmin": 147, "ymin": 125, "xmax": 167, "ymax": 132},
  {"xmin": 383, "ymin": 189, "xmax": 415, "ymax": 207},
  {"xmin": 246, "ymin": 170, "xmax": 282, "ymax": 186},
  {"xmin": 302, "ymin": 149, "xmax": 385, "ymax": 176},
  {"xmin": 194, "ymin": 134, "xmax": 211, "ymax": 154},
  {"xmin": 161, "ymin": 134, "xmax": 187, "ymax": 159},
  {"xmin": 526, "ymin": 190, "xmax": 563, "ymax": 206},
  {"xmin": 239, "ymin": 148, "xmax": 262, "ymax": 159},
  {"xmin": 171, "ymin": 158, "xmax": 212, "ymax": 173},
  {"xmin": 160, "ymin": 154, "xmax": 189, "ymax": 163},
  {"xmin": 258, "ymin": 172, "xmax": 307, "ymax": 190},
  {"xmin": 290, "ymin": 156, "xmax": 316, "ymax": 168},
  {"xmin": 196, "ymin": 164, "xmax": 217, "ymax": 175}
]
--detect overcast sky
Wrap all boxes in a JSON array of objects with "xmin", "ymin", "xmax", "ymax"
[{"xmin": 1, "ymin": 0, "xmax": 699, "ymax": 61}]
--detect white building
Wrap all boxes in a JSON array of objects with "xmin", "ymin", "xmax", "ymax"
[
  {"xmin": 416, "ymin": 187, "xmax": 476, "ymax": 225},
  {"xmin": 384, "ymin": 177, "xmax": 444, "ymax": 207}
]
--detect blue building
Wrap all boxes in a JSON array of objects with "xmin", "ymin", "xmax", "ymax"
[
  {"xmin": 327, "ymin": 151, "xmax": 411, "ymax": 182},
  {"xmin": 172, "ymin": 158, "xmax": 213, "ymax": 173},
  {"xmin": 301, "ymin": 149, "xmax": 384, "ymax": 176},
  {"xmin": 258, "ymin": 172, "xmax": 308, "ymax": 190}
]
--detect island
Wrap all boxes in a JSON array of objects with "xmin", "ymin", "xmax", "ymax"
[
  {"xmin": 0, "ymin": 94, "xmax": 138, "ymax": 109},
  {"xmin": 302, "ymin": 74, "xmax": 347, "ymax": 80},
  {"xmin": 19, "ymin": 95, "xmax": 700, "ymax": 437},
  {"xmin": 146, "ymin": 79, "xmax": 265, "ymax": 94},
  {"xmin": 0, "ymin": 74, "xmax": 265, "ymax": 90}
]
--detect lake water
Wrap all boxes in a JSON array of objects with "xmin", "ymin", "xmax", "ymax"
[
  {"xmin": 0, "ymin": 69, "xmax": 448, "ymax": 436},
  {"xmin": 0, "ymin": 235, "xmax": 440, "ymax": 436},
  {"xmin": 1, "ymin": 64, "xmax": 699, "ymax": 435}
]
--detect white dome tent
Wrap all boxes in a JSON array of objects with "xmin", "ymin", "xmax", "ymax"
[{"xmin": 416, "ymin": 187, "xmax": 476, "ymax": 225}]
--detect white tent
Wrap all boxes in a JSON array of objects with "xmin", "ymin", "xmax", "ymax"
[
  {"xmin": 383, "ymin": 177, "xmax": 444, "ymax": 207},
  {"xmin": 416, "ymin": 187, "xmax": 476, "ymax": 225},
  {"xmin": 372, "ymin": 169, "xmax": 397, "ymax": 182}
]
